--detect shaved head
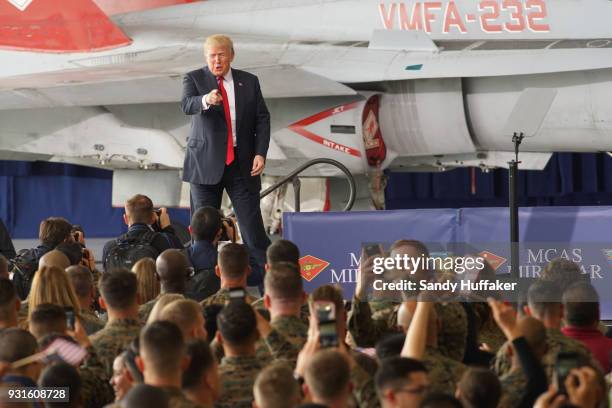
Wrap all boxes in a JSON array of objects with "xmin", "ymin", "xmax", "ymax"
[
  {"xmin": 39, "ymin": 250, "xmax": 70, "ymax": 271},
  {"xmin": 155, "ymin": 249, "xmax": 189, "ymax": 294}
]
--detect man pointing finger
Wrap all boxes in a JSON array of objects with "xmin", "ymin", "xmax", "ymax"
[{"xmin": 180, "ymin": 34, "xmax": 271, "ymax": 283}]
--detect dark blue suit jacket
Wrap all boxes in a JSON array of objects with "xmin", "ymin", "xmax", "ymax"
[
  {"xmin": 181, "ymin": 67, "xmax": 270, "ymax": 192},
  {"xmin": 187, "ymin": 240, "xmax": 217, "ymax": 271}
]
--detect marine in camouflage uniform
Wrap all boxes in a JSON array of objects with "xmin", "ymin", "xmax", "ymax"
[
  {"xmin": 261, "ymin": 328, "xmax": 301, "ymax": 364},
  {"xmin": 214, "ymin": 321, "xmax": 300, "ymax": 367},
  {"xmin": 493, "ymin": 327, "xmax": 594, "ymax": 380},
  {"xmin": 251, "ymin": 298, "xmax": 310, "ymax": 325},
  {"xmin": 162, "ymin": 386, "xmax": 204, "ymax": 408},
  {"xmin": 348, "ymin": 298, "xmax": 467, "ymax": 363},
  {"xmin": 255, "ymin": 314, "xmax": 308, "ymax": 365},
  {"xmin": 200, "ymin": 287, "xmax": 258, "ymax": 308},
  {"xmin": 215, "ymin": 355, "xmax": 262, "ymax": 408},
  {"xmin": 350, "ymin": 349, "xmax": 381, "ymax": 408},
  {"xmin": 270, "ymin": 315, "xmax": 308, "ymax": 349},
  {"xmin": 138, "ymin": 295, "xmax": 160, "ymax": 323},
  {"xmin": 90, "ymin": 318, "xmax": 142, "ymax": 379},
  {"xmin": 498, "ymin": 370, "xmax": 528, "ymax": 408},
  {"xmin": 472, "ymin": 302, "xmax": 506, "ymax": 353},
  {"xmin": 347, "ymin": 297, "xmax": 401, "ymax": 347},
  {"xmin": 422, "ymin": 346, "xmax": 467, "ymax": 395},
  {"xmin": 79, "ymin": 344, "xmax": 116, "ymax": 406},
  {"xmin": 478, "ymin": 320, "xmax": 507, "ymax": 353},
  {"xmin": 434, "ymin": 302, "xmax": 467, "ymax": 362},
  {"xmin": 79, "ymin": 308, "xmax": 105, "ymax": 335}
]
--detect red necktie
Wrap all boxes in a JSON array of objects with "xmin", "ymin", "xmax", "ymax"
[{"xmin": 217, "ymin": 76, "xmax": 234, "ymax": 165}]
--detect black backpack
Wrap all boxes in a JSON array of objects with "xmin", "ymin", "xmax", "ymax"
[
  {"xmin": 104, "ymin": 231, "xmax": 160, "ymax": 271},
  {"xmin": 9, "ymin": 248, "xmax": 40, "ymax": 300}
]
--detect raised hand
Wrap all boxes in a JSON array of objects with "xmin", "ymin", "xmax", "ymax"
[
  {"xmin": 205, "ymin": 89, "xmax": 223, "ymax": 106},
  {"xmin": 487, "ymin": 298, "xmax": 520, "ymax": 340}
]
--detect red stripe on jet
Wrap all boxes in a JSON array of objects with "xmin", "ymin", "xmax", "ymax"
[{"xmin": 288, "ymin": 102, "xmax": 362, "ymax": 158}]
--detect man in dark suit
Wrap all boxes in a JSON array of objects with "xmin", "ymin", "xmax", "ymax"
[{"xmin": 180, "ymin": 34, "xmax": 270, "ymax": 283}]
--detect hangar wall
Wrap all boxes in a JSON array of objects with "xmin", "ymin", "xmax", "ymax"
[
  {"xmin": 0, "ymin": 161, "xmax": 190, "ymax": 239},
  {"xmin": 2, "ymin": 152, "xmax": 612, "ymax": 239},
  {"xmin": 386, "ymin": 153, "xmax": 612, "ymax": 210}
]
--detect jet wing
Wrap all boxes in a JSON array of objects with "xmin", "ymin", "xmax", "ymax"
[
  {"xmin": 2, "ymin": 0, "xmax": 612, "ymax": 110},
  {"xmin": 3, "ymin": 31, "xmax": 612, "ymax": 110},
  {"xmin": 280, "ymin": 35, "xmax": 612, "ymax": 83},
  {"xmin": 0, "ymin": 64, "xmax": 356, "ymax": 110}
]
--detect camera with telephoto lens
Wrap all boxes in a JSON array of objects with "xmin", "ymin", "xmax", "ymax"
[
  {"xmin": 219, "ymin": 217, "xmax": 237, "ymax": 242},
  {"xmin": 71, "ymin": 225, "xmax": 84, "ymax": 245}
]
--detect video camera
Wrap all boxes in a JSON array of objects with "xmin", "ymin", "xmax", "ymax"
[{"xmin": 219, "ymin": 217, "xmax": 237, "ymax": 242}]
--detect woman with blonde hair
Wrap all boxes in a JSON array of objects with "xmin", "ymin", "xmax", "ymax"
[
  {"xmin": 131, "ymin": 257, "xmax": 160, "ymax": 305},
  {"xmin": 27, "ymin": 264, "xmax": 81, "ymax": 323}
]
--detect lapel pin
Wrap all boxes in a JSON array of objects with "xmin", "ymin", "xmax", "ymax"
[{"xmin": 238, "ymin": 82, "xmax": 243, "ymax": 86}]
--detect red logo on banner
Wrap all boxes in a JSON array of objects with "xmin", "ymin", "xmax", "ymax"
[
  {"xmin": 299, "ymin": 255, "xmax": 330, "ymax": 282},
  {"xmin": 478, "ymin": 251, "xmax": 507, "ymax": 271}
]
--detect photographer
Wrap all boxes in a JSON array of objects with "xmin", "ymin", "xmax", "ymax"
[
  {"xmin": 70, "ymin": 225, "xmax": 97, "ymax": 272},
  {"xmin": 10, "ymin": 217, "xmax": 74, "ymax": 299},
  {"xmin": 102, "ymin": 194, "xmax": 183, "ymax": 271},
  {"xmin": 186, "ymin": 207, "xmax": 222, "ymax": 301}
]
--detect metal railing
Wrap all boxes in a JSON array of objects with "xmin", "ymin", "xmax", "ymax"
[{"xmin": 260, "ymin": 158, "xmax": 356, "ymax": 212}]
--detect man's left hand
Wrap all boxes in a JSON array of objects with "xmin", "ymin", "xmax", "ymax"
[{"xmin": 251, "ymin": 155, "xmax": 265, "ymax": 176}]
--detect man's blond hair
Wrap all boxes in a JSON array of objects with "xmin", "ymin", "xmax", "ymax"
[
  {"xmin": 204, "ymin": 34, "xmax": 234, "ymax": 55},
  {"xmin": 158, "ymin": 299, "xmax": 202, "ymax": 338}
]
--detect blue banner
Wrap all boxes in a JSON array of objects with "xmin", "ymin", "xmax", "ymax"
[
  {"xmin": 284, "ymin": 209, "xmax": 457, "ymax": 292},
  {"xmin": 284, "ymin": 206, "xmax": 612, "ymax": 318}
]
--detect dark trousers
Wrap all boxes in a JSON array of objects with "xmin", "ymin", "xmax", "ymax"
[{"xmin": 190, "ymin": 162, "xmax": 270, "ymax": 285}]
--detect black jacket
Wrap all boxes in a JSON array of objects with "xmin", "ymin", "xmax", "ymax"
[{"xmin": 102, "ymin": 223, "xmax": 183, "ymax": 271}]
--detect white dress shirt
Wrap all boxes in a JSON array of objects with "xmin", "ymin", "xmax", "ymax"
[{"xmin": 202, "ymin": 69, "xmax": 237, "ymax": 146}]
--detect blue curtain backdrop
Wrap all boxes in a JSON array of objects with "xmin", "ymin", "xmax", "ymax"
[
  {"xmin": 0, "ymin": 161, "xmax": 190, "ymax": 238},
  {"xmin": 2, "ymin": 153, "xmax": 612, "ymax": 238},
  {"xmin": 386, "ymin": 153, "xmax": 612, "ymax": 209}
]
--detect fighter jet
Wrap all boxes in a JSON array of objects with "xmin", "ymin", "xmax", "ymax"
[{"xmin": 1, "ymin": 0, "xmax": 612, "ymax": 209}]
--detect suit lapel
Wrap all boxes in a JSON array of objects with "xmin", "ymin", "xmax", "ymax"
[
  {"xmin": 232, "ymin": 68, "xmax": 243, "ymax": 136},
  {"xmin": 202, "ymin": 66, "xmax": 218, "ymax": 93}
]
